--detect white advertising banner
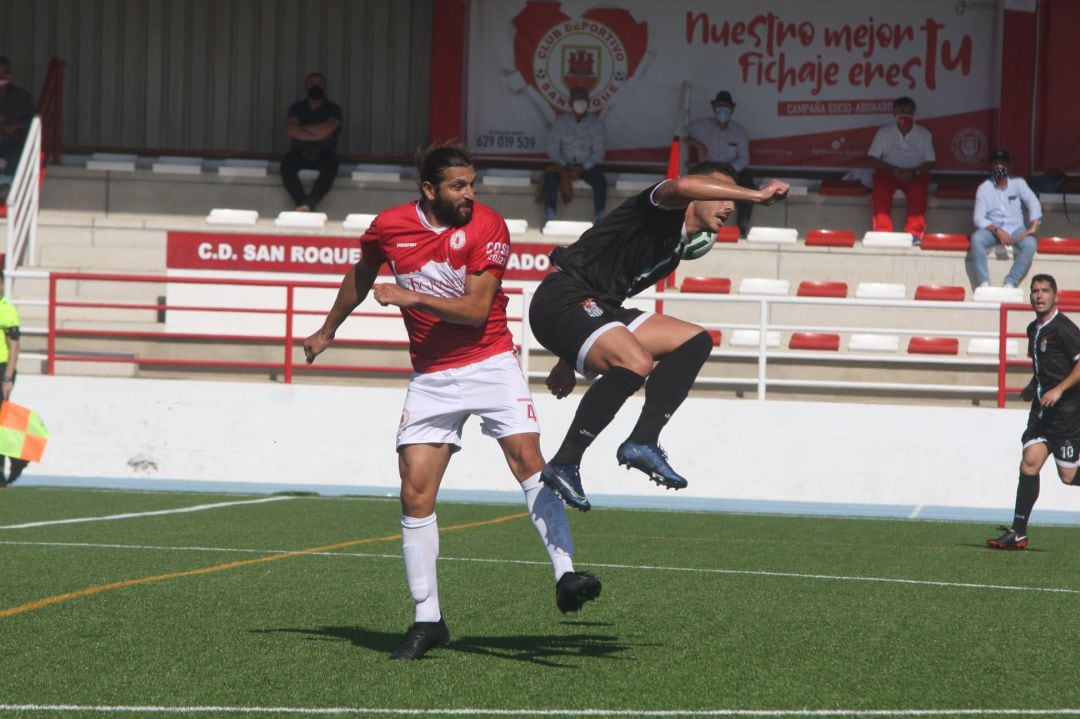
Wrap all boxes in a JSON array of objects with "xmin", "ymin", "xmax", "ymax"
[{"xmin": 466, "ymin": 0, "xmax": 1001, "ymax": 170}]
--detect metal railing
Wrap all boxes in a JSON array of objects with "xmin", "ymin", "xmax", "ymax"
[
  {"xmin": 5, "ymin": 117, "xmax": 42, "ymax": 296},
  {"xmin": 42, "ymin": 271, "xmax": 1037, "ymax": 405}
]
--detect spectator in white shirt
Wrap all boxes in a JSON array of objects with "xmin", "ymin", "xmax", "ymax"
[
  {"xmin": 866, "ymin": 96, "xmax": 936, "ymax": 245},
  {"xmin": 541, "ymin": 86, "xmax": 606, "ymax": 224},
  {"xmin": 969, "ymin": 148, "xmax": 1042, "ymax": 289},
  {"xmin": 687, "ymin": 90, "xmax": 755, "ymax": 237}
]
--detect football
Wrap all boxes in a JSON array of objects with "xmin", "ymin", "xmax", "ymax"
[{"xmin": 681, "ymin": 231, "xmax": 716, "ymax": 260}]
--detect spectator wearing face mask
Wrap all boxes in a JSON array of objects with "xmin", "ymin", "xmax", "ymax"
[
  {"xmin": 686, "ymin": 91, "xmax": 755, "ymax": 237},
  {"xmin": 280, "ymin": 71, "xmax": 343, "ymax": 212},
  {"xmin": 540, "ymin": 85, "xmax": 606, "ymax": 224},
  {"xmin": 867, "ymin": 96, "xmax": 936, "ymax": 245},
  {"xmin": 968, "ymin": 148, "xmax": 1042, "ymax": 289},
  {"xmin": 0, "ymin": 56, "xmax": 35, "ymax": 202}
]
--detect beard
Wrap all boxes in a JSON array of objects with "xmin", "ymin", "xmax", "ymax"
[{"xmin": 432, "ymin": 194, "xmax": 473, "ymax": 227}]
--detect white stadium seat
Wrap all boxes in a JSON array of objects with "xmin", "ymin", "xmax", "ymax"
[
  {"xmin": 737, "ymin": 278, "xmax": 790, "ymax": 295},
  {"xmin": 848, "ymin": 334, "xmax": 900, "ymax": 352},
  {"xmin": 973, "ymin": 286, "xmax": 1025, "ymax": 304},
  {"xmin": 342, "ymin": 213, "xmax": 377, "ymax": 232},
  {"xmin": 504, "ymin": 218, "xmax": 529, "ymax": 235},
  {"xmin": 86, "ymin": 153, "xmax": 137, "ymax": 172},
  {"xmin": 205, "ymin": 209, "xmax": 259, "ymax": 226},
  {"xmin": 746, "ymin": 226, "xmax": 798, "ymax": 244},
  {"xmin": 218, "ymin": 159, "xmax": 269, "ymax": 177},
  {"xmin": 275, "ymin": 211, "xmax": 327, "ymax": 229},
  {"xmin": 730, "ymin": 330, "xmax": 781, "ymax": 348},
  {"xmin": 855, "ymin": 282, "xmax": 906, "ymax": 300},
  {"xmin": 967, "ymin": 338, "xmax": 1020, "ymax": 356},
  {"xmin": 351, "ymin": 164, "xmax": 402, "ymax": 182},
  {"xmin": 152, "ymin": 156, "xmax": 203, "ymax": 175},
  {"xmin": 862, "ymin": 231, "xmax": 914, "ymax": 248},
  {"xmin": 541, "ymin": 220, "xmax": 592, "ymax": 238}
]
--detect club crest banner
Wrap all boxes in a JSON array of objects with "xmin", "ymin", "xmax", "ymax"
[{"xmin": 466, "ymin": 0, "xmax": 1001, "ymax": 170}]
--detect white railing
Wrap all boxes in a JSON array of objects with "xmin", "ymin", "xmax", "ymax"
[
  {"xmin": 518, "ymin": 288, "xmax": 1025, "ymax": 400},
  {"xmin": 5, "ymin": 116, "xmax": 42, "ymax": 297}
]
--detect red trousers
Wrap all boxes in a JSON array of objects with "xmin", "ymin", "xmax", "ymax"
[{"xmin": 871, "ymin": 170, "xmax": 929, "ymax": 238}]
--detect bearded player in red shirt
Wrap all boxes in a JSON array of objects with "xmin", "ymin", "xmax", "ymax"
[{"xmin": 304, "ymin": 144, "xmax": 600, "ymax": 661}]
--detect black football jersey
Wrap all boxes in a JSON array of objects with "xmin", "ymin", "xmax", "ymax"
[
  {"xmin": 549, "ymin": 184, "xmax": 685, "ymax": 303},
  {"xmin": 1027, "ymin": 311, "xmax": 1080, "ymax": 402}
]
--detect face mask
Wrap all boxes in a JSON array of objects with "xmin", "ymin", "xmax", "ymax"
[
  {"xmin": 714, "ymin": 107, "xmax": 732, "ymax": 122},
  {"xmin": 307, "ymin": 86, "xmax": 324, "ymax": 101},
  {"xmin": 992, "ymin": 166, "xmax": 1009, "ymax": 182},
  {"xmin": 896, "ymin": 114, "xmax": 914, "ymax": 132},
  {"xmin": 572, "ymin": 100, "xmax": 588, "ymax": 115}
]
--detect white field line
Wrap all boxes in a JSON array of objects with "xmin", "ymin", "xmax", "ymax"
[
  {"xmin": 1, "ymin": 539, "xmax": 1078, "ymax": 596},
  {"xmin": 3, "ymin": 703, "xmax": 1080, "ymax": 716},
  {"xmin": 0, "ymin": 496, "xmax": 295, "ymax": 529}
]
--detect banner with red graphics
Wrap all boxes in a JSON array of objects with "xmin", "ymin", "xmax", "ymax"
[
  {"xmin": 465, "ymin": 0, "xmax": 1001, "ymax": 171},
  {"xmin": 166, "ymin": 232, "xmax": 559, "ymax": 281}
]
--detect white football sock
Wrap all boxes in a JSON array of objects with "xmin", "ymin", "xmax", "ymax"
[
  {"xmin": 521, "ymin": 473, "xmax": 575, "ymax": 581},
  {"xmin": 401, "ymin": 513, "xmax": 441, "ymax": 623}
]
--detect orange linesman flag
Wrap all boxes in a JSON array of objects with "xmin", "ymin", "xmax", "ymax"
[{"xmin": 0, "ymin": 402, "xmax": 49, "ymax": 462}]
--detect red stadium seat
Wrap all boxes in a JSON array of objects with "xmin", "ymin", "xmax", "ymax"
[
  {"xmin": 789, "ymin": 332, "xmax": 840, "ymax": 351},
  {"xmin": 818, "ymin": 179, "xmax": 869, "ymax": 196},
  {"xmin": 804, "ymin": 229, "xmax": 856, "ymax": 247},
  {"xmin": 680, "ymin": 276, "xmax": 731, "ymax": 294},
  {"xmin": 707, "ymin": 329, "xmax": 722, "ymax": 346},
  {"xmin": 797, "ymin": 281, "xmax": 849, "ymax": 298},
  {"xmin": 934, "ymin": 182, "xmax": 979, "ymax": 200},
  {"xmin": 715, "ymin": 226, "xmax": 741, "ymax": 243},
  {"xmin": 919, "ymin": 233, "xmax": 969, "ymax": 251},
  {"xmin": 914, "ymin": 285, "xmax": 966, "ymax": 302},
  {"xmin": 1038, "ymin": 237, "xmax": 1080, "ymax": 255},
  {"xmin": 907, "ymin": 337, "xmax": 960, "ymax": 355}
]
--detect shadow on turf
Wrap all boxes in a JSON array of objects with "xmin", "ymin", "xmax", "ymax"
[{"xmin": 255, "ymin": 624, "xmax": 641, "ymax": 667}]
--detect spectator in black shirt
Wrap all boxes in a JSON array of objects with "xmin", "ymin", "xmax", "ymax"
[
  {"xmin": 0, "ymin": 56, "xmax": 35, "ymax": 202},
  {"xmin": 529, "ymin": 161, "xmax": 789, "ymax": 510},
  {"xmin": 988, "ymin": 274, "xmax": 1080, "ymax": 550},
  {"xmin": 281, "ymin": 72, "xmax": 343, "ymax": 212}
]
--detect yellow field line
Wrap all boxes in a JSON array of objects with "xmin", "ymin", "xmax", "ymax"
[{"xmin": 0, "ymin": 511, "xmax": 527, "ymax": 619}]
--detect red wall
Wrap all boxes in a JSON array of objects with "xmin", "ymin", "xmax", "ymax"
[{"xmin": 1035, "ymin": 0, "xmax": 1080, "ymax": 172}]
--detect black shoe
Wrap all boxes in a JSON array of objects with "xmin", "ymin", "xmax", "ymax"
[
  {"xmin": 7, "ymin": 464, "xmax": 23, "ymax": 486},
  {"xmin": 540, "ymin": 462, "xmax": 591, "ymax": 511},
  {"xmin": 555, "ymin": 571, "xmax": 602, "ymax": 614},
  {"xmin": 616, "ymin": 441, "xmax": 688, "ymax": 490},
  {"xmin": 388, "ymin": 618, "xmax": 450, "ymax": 660},
  {"xmin": 987, "ymin": 527, "xmax": 1028, "ymax": 550}
]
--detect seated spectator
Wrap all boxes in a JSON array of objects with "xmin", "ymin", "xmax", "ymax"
[
  {"xmin": 281, "ymin": 72, "xmax": 342, "ymax": 212},
  {"xmin": 540, "ymin": 86, "xmax": 606, "ymax": 224},
  {"xmin": 0, "ymin": 56, "xmax": 35, "ymax": 203},
  {"xmin": 686, "ymin": 90, "xmax": 755, "ymax": 237},
  {"xmin": 969, "ymin": 148, "xmax": 1042, "ymax": 289},
  {"xmin": 867, "ymin": 96, "xmax": 935, "ymax": 245}
]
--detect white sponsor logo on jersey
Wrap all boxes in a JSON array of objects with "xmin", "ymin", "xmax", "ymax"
[{"xmin": 450, "ymin": 230, "xmax": 467, "ymax": 251}]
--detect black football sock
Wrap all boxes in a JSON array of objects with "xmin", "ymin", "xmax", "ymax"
[
  {"xmin": 1012, "ymin": 473, "xmax": 1040, "ymax": 535},
  {"xmin": 551, "ymin": 366, "xmax": 645, "ymax": 466},
  {"xmin": 629, "ymin": 331, "xmax": 713, "ymax": 445}
]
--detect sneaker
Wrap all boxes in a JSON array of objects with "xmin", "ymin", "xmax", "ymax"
[
  {"xmin": 7, "ymin": 462, "xmax": 24, "ymax": 486},
  {"xmin": 540, "ymin": 462, "xmax": 591, "ymax": 511},
  {"xmin": 616, "ymin": 441, "xmax": 688, "ymax": 490},
  {"xmin": 986, "ymin": 527, "xmax": 1029, "ymax": 550},
  {"xmin": 911, "ymin": 235, "xmax": 921, "ymax": 246},
  {"xmin": 555, "ymin": 571, "xmax": 602, "ymax": 614},
  {"xmin": 1004, "ymin": 282, "xmax": 1018, "ymax": 289},
  {"xmin": 977, "ymin": 281, "xmax": 990, "ymax": 288},
  {"xmin": 388, "ymin": 618, "xmax": 450, "ymax": 660}
]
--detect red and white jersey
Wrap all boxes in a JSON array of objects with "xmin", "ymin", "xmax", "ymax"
[{"xmin": 360, "ymin": 200, "xmax": 514, "ymax": 373}]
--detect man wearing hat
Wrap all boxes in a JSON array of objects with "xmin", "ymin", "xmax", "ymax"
[
  {"xmin": 687, "ymin": 90, "xmax": 755, "ymax": 237},
  {"xmin": 968, "ymin": 148, "xmax": 1042, "ymax": 289}
]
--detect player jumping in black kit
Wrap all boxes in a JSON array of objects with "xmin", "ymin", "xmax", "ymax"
[
  {"xmin": 529, "ymin": 162, "xmax": 789, "ymax": 511},
  {"xmin": 988, "ymin": 274, "xmax": 1080, "ymax": 549}
]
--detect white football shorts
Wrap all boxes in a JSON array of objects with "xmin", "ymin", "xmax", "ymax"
[{"xmin": 396, "ymin": 351, "xmax": 539, "ymax": 450}]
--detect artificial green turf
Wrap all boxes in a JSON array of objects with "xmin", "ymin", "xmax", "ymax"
[{"xmin": 1, "ymin": 486, "xmax": 1079, "ymax": 718}]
